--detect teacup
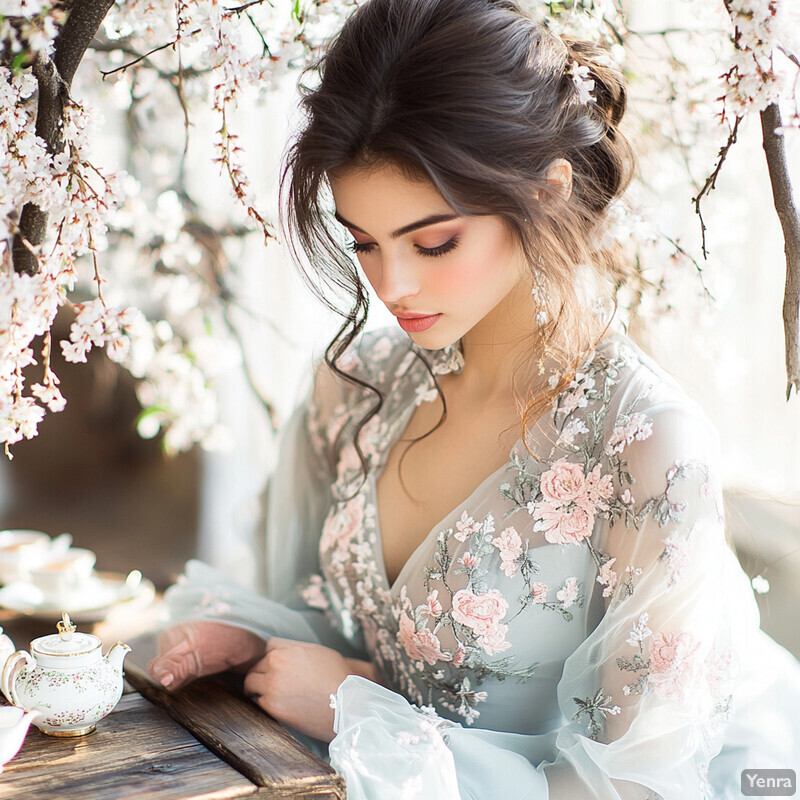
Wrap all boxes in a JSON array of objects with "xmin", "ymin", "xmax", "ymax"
[
  {"xmin": 0, "ymin": 530, "xmax": 51, "ymax": 584},
  {"xmin": 28, "ymin": 547, "xmax": 97, "ymax": 602}
]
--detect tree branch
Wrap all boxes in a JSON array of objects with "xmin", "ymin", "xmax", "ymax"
[
  {"xmin": 692, "ymin": 117, "xmax": 740, "ymax": 260},
  {"xmin": 760, "ymin": 103, "xmax": 800, "ymax": 399},
  {"xmin": 12, "ymin": 0, "xmax": 116, "ymax": 276}
]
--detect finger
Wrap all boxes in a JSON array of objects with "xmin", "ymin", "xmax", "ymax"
[
  {"xmin": 147, "ymin": 647, "xmax": 201, "ymax": 691},
  {"xmin": 157, "ymin": 626, "xmax": 194, "ymax": 657},
  {"xmin": 147, "ymin": 656, "xmax": 175, "ymax": 688},
  {"xmin": 243, "ymin": 669, "xmax": 267, "ymax": 700}
]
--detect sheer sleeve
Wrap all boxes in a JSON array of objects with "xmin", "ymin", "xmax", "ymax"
[
  {"xmin": 161, "ymin": 359, "xmax": 367, "ymax": 659},
  {"xmin": 328, "ymin": 401, "xmax": 797, "ymax": 799}
]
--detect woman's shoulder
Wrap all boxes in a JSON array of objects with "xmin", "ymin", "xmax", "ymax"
[
  {"xmin": 560, "ymin": 327, "xmax": 721, "ymax": 463},
  {"xmin": 308, "ymin": 326, "xmax": 414, "ymax": 418},
  {"xmin": 337, "ymin": 326, "xmax": 415, "ymax": 385}
]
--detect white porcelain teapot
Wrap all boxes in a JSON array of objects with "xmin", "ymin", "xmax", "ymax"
[{"xmin": 1, "ymin": 612, "xmax": 131, "ymax": 737}]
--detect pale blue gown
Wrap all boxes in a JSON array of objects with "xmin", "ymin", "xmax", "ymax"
[{"xmin": 164, "ymin": 325, "xmax": 800, "ymax": 799}]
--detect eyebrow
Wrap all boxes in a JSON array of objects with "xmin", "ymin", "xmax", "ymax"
[{"xmin": 334, "ymin": 211, "xmax": 458, "ymax": 239}]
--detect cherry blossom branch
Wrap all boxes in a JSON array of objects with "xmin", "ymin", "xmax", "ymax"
[
  {"xmin": 12, "ymin": 0, "xmax": 116, "ymax": 276},
  {"xmin": 11, "ymin": 56, "xmax": 66, "ymax": 276},
  {"xmin": 760, "ymin": 103, "xmax": 800, "ymax": 399},
  {"xmin": 98, "ymin": 0, "xmax": 274, "ymax": 78},
  {"xmin": 90, "ymin": 39, "xmax": 212, "ymax": 81},
  {"xmin": 692, "ymin": 117, "xmax": 741, "ymax": 260}
]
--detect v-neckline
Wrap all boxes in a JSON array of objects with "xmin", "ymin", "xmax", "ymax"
[
  {"xmin": 369, "ymin": 441, "xmax": 523, "ymax": 594},
  {"xmin": 366, "ymin": 356, "xmax": 526, "ymax": 595},
  {"xmin": 362, "ymin": 331, "xmax": 620, "ymax": 596}
]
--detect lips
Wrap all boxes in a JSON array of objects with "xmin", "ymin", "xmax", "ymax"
[{"xmin": 393, "ymin": 313, "xmax": 442, "ymax": 333}]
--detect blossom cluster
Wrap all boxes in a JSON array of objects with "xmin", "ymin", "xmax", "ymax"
[
  {"xmin": 1, "ymin": 0, "xmax": 359, "ymax": 455},
  {"xmin": 0, "ymin": 1, "xmax": 60, "ymax": 63},
  {"xmin": 0, "ymin": 64, "xmax": 124, "ymax": 450},
  {"xmin": 723, "ymin": 0, "xmax": 798, "ymax": 125},
  {"xmin": 2, "ymin": 0, "xmax": 799, "ymax": 459}
]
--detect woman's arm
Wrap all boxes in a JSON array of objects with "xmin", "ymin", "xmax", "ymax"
[{"xmin": 242, "ymin": 638, "xmax": 384, "ymax": 742}]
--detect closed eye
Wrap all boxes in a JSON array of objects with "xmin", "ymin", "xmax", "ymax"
[
  {"xmin": 416, "ymin": 236, "xmax": 459, "ymax": 258},
  {"xmin": 346, "ymin": 235, "xmax": 460, "ymax": 257}
]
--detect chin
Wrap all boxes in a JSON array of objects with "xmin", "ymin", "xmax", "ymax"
[{"xmin": 403, "ymin": 326, "xmax": 461, "ymax": 352}]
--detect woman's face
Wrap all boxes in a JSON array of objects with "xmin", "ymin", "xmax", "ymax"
[{"xmin": 329, "ymin": 162, "xmax": 530, "ymax": 351}]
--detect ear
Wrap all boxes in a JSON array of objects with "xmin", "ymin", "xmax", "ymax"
[{"xmin": 545, "ymin": 158, "xmax": 573, "ymax": 200}]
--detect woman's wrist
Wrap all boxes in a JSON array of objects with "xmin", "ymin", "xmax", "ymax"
[{"xmin": 343, "ymin": 657, "xmax": 383, "ymax": 685}]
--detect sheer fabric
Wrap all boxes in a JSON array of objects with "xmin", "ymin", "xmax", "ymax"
[{"xmin": 163, "ymin": 325, "xmax": 800, "ymax": 799}]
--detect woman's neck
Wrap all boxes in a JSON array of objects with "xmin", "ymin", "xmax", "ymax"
[{"xmin": 455, "ymin": 279, "xmax": 546, "ymax": 403}]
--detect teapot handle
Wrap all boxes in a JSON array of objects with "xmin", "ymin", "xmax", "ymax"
[{"xmin": 1, "ymin": 650, "xmax": 34, "ymax": 707}]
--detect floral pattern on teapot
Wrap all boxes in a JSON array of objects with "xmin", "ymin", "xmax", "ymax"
[{"xmin": 1, "ymin": 612, "xmax": 130, "ymax": 736}]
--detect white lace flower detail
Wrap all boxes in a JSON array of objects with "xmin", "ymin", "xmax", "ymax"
[
  {"xmin": 431, "ymin": 342, "xmax": 464, "ymax": 375},
  {"xmin": 626, "ymin": 612, "xmax": 652, "ymax": 647},
  {"xmin": 412, "ymin": 339, "xmax": 465, "ymax": 376}
]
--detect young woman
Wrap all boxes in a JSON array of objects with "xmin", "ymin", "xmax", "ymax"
[{"xmin": 149, "ymin": 0, "xmax": 800, "ymax": 797}]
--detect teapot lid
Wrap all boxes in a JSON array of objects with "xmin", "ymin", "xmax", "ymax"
[{"xmin": 32, "ymin": 612, "xmax": 100, "ymax": 658}]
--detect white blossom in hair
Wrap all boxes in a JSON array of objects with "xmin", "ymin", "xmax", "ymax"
[{"xmin": 568, "ymin": 60, "xmax": 596, "ymax": 105}]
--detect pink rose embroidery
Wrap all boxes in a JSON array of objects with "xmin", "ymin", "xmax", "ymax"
[
  {"xmin": 540, "ymin": 458, "xmax": 587, "ymax": 502},
  {"xmin": 397, "ymin": 613, "xmax": 452, "ymax": 666},
  {"xmin": 530, "ymin": 459, "xmax": 598, "ymax": 545},
  {"xmin": 451, "ymin": 588, "xmax": 509, "ymax": 636},
  {"xmin": 455, "ymin": 511, "xmax": 480, "ymax": 542},
  {"xmin": 649, "ymin": 630, "xmax": 702, "ymax": 701},
  {"xmin": 320, "ymin": 494, "xmax": 365, "ymax": 554},
  {"xmin": 530, "ymin": 582, "xmax": 549, "ymax": 604},
  {"xmin": 532, "ymin": 497, "xmax": 595, "ymax": 545},
  {"xmin": 585, "ymin": 464, "xmax": 614, "ymax": 509},
  {"xmin": 492, "ymin": 526, "xmax": 523, "ymax": 577},
  {"xmin": 477, "ymin": 623, "xmax": 511, "ymax": 655}
]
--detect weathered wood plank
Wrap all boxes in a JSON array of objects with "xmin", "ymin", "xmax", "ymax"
[
  {"xmin": 125, "ymin": 663, "xmax": 346, "ymax": 800},
  {"xmin": 0, "ymin": 694, "xmax": 257, "ymax": 800}
]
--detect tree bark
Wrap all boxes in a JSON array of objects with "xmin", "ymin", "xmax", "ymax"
[
  {"xmin": 12, "ymin": 0, "xmax": 116, "ymax": 276},
  {"xmin": 760, "ymin": 103, "xmax": 800, "ymax": 399}
]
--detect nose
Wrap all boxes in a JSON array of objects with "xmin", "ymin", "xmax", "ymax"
[{"xmin": 370, "ymin": 253, "xmax": 420, "ymax": 306}]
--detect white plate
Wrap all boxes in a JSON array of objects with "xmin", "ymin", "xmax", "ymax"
[{"xmin": 0, "ymin": 570, "xmax": 155, "ymax": 623}]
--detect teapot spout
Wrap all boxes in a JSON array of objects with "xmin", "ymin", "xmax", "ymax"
[{"xmin": 104, "ymin": 641, "xmax": 132, "ymax": 672}]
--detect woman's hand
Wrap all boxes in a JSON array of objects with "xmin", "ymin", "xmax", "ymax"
[
  {"xmin": 147, "ymin": 620, "xmax": 267, "ymax": 691},
  {"xmin": 244, "ymin": 638, "xmax": 379, "ymax": 743}
]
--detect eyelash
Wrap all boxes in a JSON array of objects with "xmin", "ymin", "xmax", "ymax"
[{"xmin": 346, "ymin": 236, "xmax": 460, "ymax": 258}]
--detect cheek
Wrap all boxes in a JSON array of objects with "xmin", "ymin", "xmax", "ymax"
[
  {"xmin": 436, "ymin": 237, "xmax": 518, "ymax": 300},
  {"xmin": 433, "ymin": 260, "xmax": 485, "ymax": 296}
]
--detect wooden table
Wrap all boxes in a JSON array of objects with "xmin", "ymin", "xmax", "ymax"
[{"xmin": 0, "ymin": 614, "xmax": 346, "ymax": 799}]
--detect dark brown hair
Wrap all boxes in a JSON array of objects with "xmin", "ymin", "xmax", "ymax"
[{"xmin": 281, "ymin": 0, "xmax": 635, "ymax": 479}]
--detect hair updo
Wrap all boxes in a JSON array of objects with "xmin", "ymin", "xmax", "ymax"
[{"xmin": 281, "ymin": 0, "xmax": 635, "ymax": 465}]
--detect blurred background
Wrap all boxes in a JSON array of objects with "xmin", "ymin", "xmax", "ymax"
[{"xmin": 2, "ymin": 0, "xmax": 799, "ymax": 658}]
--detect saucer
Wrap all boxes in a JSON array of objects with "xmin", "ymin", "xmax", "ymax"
[{"xmin": 0, "ymin": 570, "xmax": 155, "ymax": 623}]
